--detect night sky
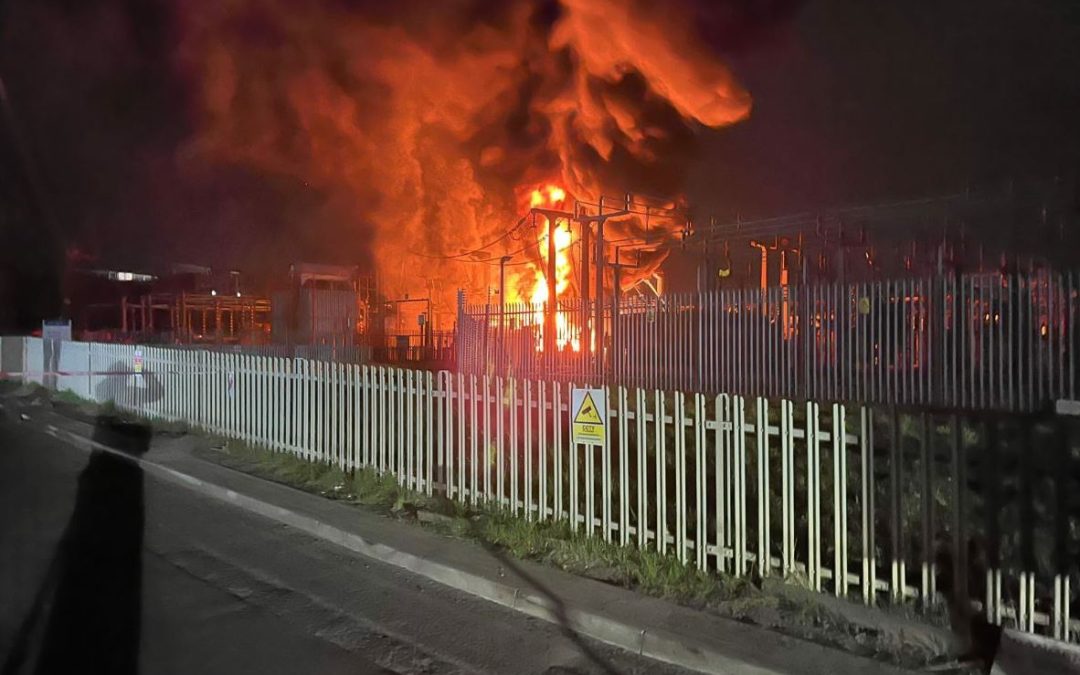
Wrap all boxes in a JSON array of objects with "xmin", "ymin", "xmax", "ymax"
[
  {"xmin": 686, "ymin": 0, "xmax": 1080, "ymax": 218},
  {"xmin": 2, "ymin": 0, "xmax": 1079, "ymax": 330}
]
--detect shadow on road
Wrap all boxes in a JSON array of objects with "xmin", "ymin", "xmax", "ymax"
[{"xmin": 2, "ymin": 415, "xmax": 150, "ymax": 675}]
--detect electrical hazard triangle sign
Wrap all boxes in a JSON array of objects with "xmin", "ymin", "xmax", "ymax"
[{"xmin": 572, "ymin": 387, "xmax": 607, "ymax": 446}]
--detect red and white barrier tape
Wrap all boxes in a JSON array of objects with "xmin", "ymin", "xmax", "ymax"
[{"xmin": 1, "ymin": 369, "xmax": 214, "ymax": 378}]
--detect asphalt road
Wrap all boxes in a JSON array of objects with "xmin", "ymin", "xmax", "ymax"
[{"xmin": 0, "ymin": 408, "xmax": 691, "ymax": 675}]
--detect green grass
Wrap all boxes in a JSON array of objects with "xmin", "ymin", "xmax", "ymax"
[
  {"xmin": 53, "ymin": 389, "xmax": 94, "ymax": 406},
  {"xmin": 463, "ymin": 512, "xmax": 751, "ymax": 604},
  {"xmin": 350, "ymin": 468, "xmax": 404, "ymax": 507}
]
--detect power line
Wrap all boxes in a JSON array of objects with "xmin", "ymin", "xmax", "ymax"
[
  {"xmin": 474, "ymin": 237, "xmax": 583, "ymax": 267},
  {"xmin": 407, "ymin": 214, "xmax": 530, "ymax": 260}
]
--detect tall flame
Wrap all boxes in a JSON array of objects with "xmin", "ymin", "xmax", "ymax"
[
  {"xmin": 525, "ymin": 184, "xmax": 579, "ymax": 350},
  {"xmin": 528, "ymin": 185, "xmax": 571, "ymax": 305}
]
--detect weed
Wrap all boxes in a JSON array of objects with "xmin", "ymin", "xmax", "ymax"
[
  {"xmin": 350, "ymin": 469, "xmax": 401, "ymax": 507},
  {"xmin": 53, "ymin": 390, "xmax": 92, "ymax": 406}
]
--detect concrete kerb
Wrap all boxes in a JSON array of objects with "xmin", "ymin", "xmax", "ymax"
[
  {"xmin": 991, "ymin": 629, "xmax": 1080, "ymax": 674},
  {"xmin": 39, "ymin": 420, "xmax": 798, "ymax": 675}
]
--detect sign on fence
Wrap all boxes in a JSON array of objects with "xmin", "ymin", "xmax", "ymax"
[
  {"xmin": 133, "ymin": 348, "xmax": 145, "ymax": 387},
  {"xmin": 41, "ymin": 319, "xmax": 72, "ymax": 342},
  {"xmin": 571, "ymin": 387, "xmax": 606, "ymax": 446}
]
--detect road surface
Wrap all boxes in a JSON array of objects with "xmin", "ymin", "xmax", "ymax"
[{"xmin": 0, "ymin": 408, "xmax": 691, "ymax": 675}]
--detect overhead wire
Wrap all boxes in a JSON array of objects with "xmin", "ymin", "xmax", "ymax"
[
  {"xmin": 474, "ymin": 236, "xmax": 583, "ymax": 267},
  {"xmin": 406, "ymin": 213, "xmax": 531, "ymax": 260}
]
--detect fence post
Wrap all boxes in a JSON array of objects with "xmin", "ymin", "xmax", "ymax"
[
  {"xmin": 695, "ymin": 290, "xmax": 703, "ymax": 393},
  {"xmin": 455, "ymin": 289, "xmax": 466, "ymax": 375},
  {"xmin": 86, "ymin": 339, "xmax": 93, "ymax": 401},
  {"xmin": 920, "ymin": 411, "xmax": 936, "ymax": 609},
  {"xmin": 733, "ymin": 395, "xmax": 746, "ymax": 576},
  {"xmin": 832, "ymin": 403, "xmax": 848, "ymax": 598},
  {"xmin": 860, "ymin": 407, "xmax": 875, "ymax": 605},
  {"xmin": 756, "ymin": 397, "xmax": 770, "ymax": 578},
  {"xmin": 674, "ymin": 391, "xmax": 687, "ymax": 562},
  {"xmin": 1052, "ymin": 419, "xmax": 1070, "ymax": 640},
  {"xmin": 694, "ymin": 392, "xmax": 707, "ymax": 570},
  {"xmin": 949, "ymin": 414, "xmax": 968, "ymax": 627},
  {"xmin": 636, "ymin": 388, "xmax": 649, "ymax": 551},
  {"xmin": 806, "ymin": 400, "xmax": 821, "ymax": 591},
  {"xmin": 655, "ymin": 389, "xmax": 668, "ymax": 553},
  {"xmin": 890, "ymin": 407, "xmax": 904, "ymax": 603},
  {"xmin": 801, "ymin": 283, "xmax": 811, "ymax": 402},
  {"xmin": 781, "ymin": 398, "xmax": 794, "ymax": 578}
]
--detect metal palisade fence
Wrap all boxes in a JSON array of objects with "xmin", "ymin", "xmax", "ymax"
[
  {"xmin": 457, "ymin": 270, "xmax": 1080, "ymax": 412},
  {"xmin": 5, "ymin": 336, "xmax": 1078, "ymax": 645},
  {"xmin": 169, "ymin": 343, "xmax": 374, "ymax": 364}
]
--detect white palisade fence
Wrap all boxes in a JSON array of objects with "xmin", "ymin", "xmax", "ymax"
[{"xmin": 4, "ymin": 336, "xmax": 1077, "ymax": 645}]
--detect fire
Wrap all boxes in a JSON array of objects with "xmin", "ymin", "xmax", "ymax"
[
  {"xmin": 529, "ymin": 184, "xmax": 572, "ymax": 303},
  {"xmin": 528, "ymin": 226, "xmax": 572, "ymax": 304},
  {"xmin": 178, "ymin": 1, "xmax": 754, "ymax": 317},
  {"xmin": 531, "ymin": 186, "xmax": 566, "ymax": 207},
  {"xmin": 525, "ymin": 184, "xmax": 580, "ymax": 351}
]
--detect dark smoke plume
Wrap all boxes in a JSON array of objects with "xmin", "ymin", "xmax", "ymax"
[{"xmin": 177, "ymin": 0, "xmax": 754, "ymax": 310}]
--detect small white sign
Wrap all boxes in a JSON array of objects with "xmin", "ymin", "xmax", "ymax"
[
  {"xmin": 571, "ymin": 387, "xmax": 607, "ymax": 447},
  {"xmin": 133, "ymin": 349, "xmax": 146, "ymax": 388},
  {"xmin": 42, "ymin": 319, "xmax": 72, "ymax": 342}
]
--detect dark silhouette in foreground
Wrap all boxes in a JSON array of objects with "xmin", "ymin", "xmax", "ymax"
[{"xmin": 2, "ymin": 415, "xmax": 150, "ymax": 675}]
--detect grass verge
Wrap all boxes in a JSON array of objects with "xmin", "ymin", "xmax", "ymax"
[{"xmin": 196, "ymin": 436, "xmax": 959, "ymax": 671}]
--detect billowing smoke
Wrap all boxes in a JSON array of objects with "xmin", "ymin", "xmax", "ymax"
[{"xmin": 176, "ymin": 0, "xmax": 751, "ymax": 315}]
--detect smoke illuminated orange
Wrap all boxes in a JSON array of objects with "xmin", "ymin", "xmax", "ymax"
[{"xmin": 179, "ymin": 0, "xmax": 753, "ymax": 322}]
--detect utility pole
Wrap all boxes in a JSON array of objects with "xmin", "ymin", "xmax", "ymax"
[
  {"xmin": 545, "ymin": 212, "xmax": 557, "ymax": 354},
  {"xmin": 528, "ymin": 198, "xmax": 628, "ymax": 376},
  {"xmin": 499, "ymin": 257, "xmax": 510, "ymax": 313},
  {"xmin": 498, "ymin": 255, "xmax": 511, "ymax": 376},
  {"xmin": 608, "ymin": 246, "xmax": 641, "ymax": 384},
  {"xmin": 575, "ymin": 195, "xmax": 629, "ymax": 380},
  {"xmin": 594, "ymin": 196, "xmax": 605, "ymax": 370},
  {"xmin": 529, "ymin": 205, "xmax": 574, "ymax": 357},
  {"xmin": 579, "ymin": 203, "xmax": 591, "ymax": 365}
]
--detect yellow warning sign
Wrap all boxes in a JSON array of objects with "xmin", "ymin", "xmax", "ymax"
[{"xmin": 572, "ymin": 388, "xmax": 607, "ymax": 446}]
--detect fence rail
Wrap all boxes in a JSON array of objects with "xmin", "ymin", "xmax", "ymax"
[
  {"xmin": 169, "ymin": 343, "xmax": 373, "ymax": 364},
  {"xmin": 457, "ymin": 270, "xmax": 1080, "ymax": 413},
  {"xmin": 63, "ymin": 334, "xmax": 449, "ymax": 369},
  {"xmin": 6, "ymin": 336, "xmax": 1078, "ymax": 646}
]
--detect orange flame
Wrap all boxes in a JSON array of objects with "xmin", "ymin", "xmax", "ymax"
[{"xmin": 524, "ymin": 184, "xmax": 580, "ymax": 351}]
